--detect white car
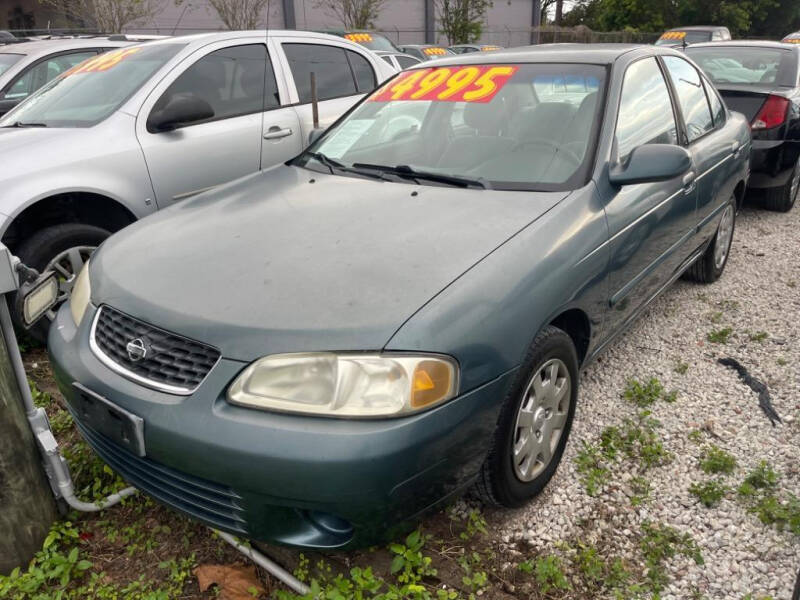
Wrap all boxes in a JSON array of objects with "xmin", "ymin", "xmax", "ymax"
[
  {"xmin": 0, "ymin": 30, "xmax": 396, "ymax": 337},
  {"xmin": 0, "ymin": 36, "xmax": 140, "ymax": 116}
]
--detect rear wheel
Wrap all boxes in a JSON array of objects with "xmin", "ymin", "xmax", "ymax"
[
  {"xmin": 762, "ymin": 159, "xmax": 800, "ymax": 212},
  {"xmin": 475, "ymin": 325, "xmax": 578, "ymax": 507},
  {"xmin": 683, "ymin": 196, "xmax": 736, "ymax": 284},
  {"xmin": 12, "ymin": 223, "xmax": 110, "ymax": 342}
]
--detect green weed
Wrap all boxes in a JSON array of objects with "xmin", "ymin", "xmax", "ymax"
[
  {"xmin": 699, "ymin": 445, "xmax": 737, "ymax": 475},
  {"xmin": 707, "ymin": 327, "xmax": 733, "ymax": 344}
]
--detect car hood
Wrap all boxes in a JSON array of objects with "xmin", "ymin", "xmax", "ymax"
[{"xmin": 91, "ymin": 165, "xmax": 568, "ymax": 361}]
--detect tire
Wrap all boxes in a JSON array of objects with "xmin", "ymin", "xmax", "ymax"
[
  {"xmin": 475, "ymin": 325, "xmax": 579, "ymax": 507},
  {"xmin": 683, "ymin": 196, "xmax": 736, "ymax": 284},
  {"xmin": 762, "ymin": 160, "xmax": 800, "ymax": 212},
  {"xmin": 12, "ymin": 223, "xmax": 110, "ymax": 342}
]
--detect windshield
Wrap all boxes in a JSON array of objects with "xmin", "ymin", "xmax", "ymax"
[
  {"xmin": 686, "ymin": 47, "xmax": 789, "ymax": 85},
  {"xmin": 0, "ymin": 53, "xmax": 23, "ymax": 77},
  {"xmin": 0, "ymin": 44, "xmax": 185, "ymax": 128},
  {"xmin": 295, "ymin": 63, "xmax": 605, "ymax": 191},
  {"xmin": 656, "ymin": 31, "xmax": 712, "ymax": 46},
  {"xmin": 344, "ymin": 33, "xmax": 398, "ymax": 52}
]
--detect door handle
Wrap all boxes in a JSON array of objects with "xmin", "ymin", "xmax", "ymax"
[
  {"xmin": 682, "ymin": 171, "xmax": 696, "ymax": 193},
  {"xmin": 731, "ymin": 141, "xmax": 743, "ymax": 158},
  {"xmin": 263, "ymin": 126, "xmax": 293, "ymax": 140}
]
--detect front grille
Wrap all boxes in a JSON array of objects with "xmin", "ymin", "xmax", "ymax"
[
  {"xmin": 91, "ymin": 306, "xmax": 220, "ymax": 395},
  {"xmin": 74, "ymin": 418, "xmax": 248, "ymax": 534}
]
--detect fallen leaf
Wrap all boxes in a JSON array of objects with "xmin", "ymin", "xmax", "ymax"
[{"xmin": 194, "ymin": 564, "xmax": 265, "ymax": 600}]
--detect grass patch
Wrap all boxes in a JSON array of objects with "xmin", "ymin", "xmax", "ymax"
[
  {"xmin": 674, "ymin": 361, "xmax": 689, "ymax": 375},
  {"xmin": 748, "ymin": 331, "xmax": 768, "ymax": 343},
  {"xmin": 708, "ymin": 311, "xmax": 723, "ymax": 324},
  {"xmin": 639, "ymin": 522, "xmax": 703, "ymax": 594},
  {"xmin": 689, "ymin": 480, "xmax": 728, "ymax": 508},
  {"xmin": 707, "ymin": 327, "xmax": 733, "ymax": 344},
  {"xmin": 699, "ymin": 445, "xmax": 737, "ymax": 475},
  {"xmin": 737, "ymin": 462, "xmax": 800, "ymax": 536}
]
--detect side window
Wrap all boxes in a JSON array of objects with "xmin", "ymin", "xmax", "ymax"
[
  {"xmin": 381, "ymin": 55, "xmax": 393, "ymax": 66},
  {"xmin": 615, "ymin": 57, "xmax": 678, "ymax": 163},
  {"xmin": 663, "ymin": 56, "xmax": 714, "ymax": 142},
  {"xmin": 283, "ymin": 43, "xmax": 361, "ymax": 103},
  {"xmin": 703, "ymin": 78, "xmax": 726, "ymax": 127},
  {"xmin": 154, "ymin": 44, "xmax": 273, "ymax": 124},
  {"xmin": 396, "ymin": 55, "xmax": 420, "ymax": 69},
  {"xmin": 3, "ymin": 51, "xmax": 96, "ymax": 101},
  {"xmin": 346, "ymin": 49, "xmax": 376, "ymax": 92}
]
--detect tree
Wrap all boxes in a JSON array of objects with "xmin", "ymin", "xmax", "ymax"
[
  {"xmin": 316, "ymin": 0, "xmax": 386, "ymax": 29},
  {"xmin": 436, "ymin": 0, "xmax": 492, "ymax": 45},
  {"xmin": 38, "ymin": 0, "xmax": 162, "ymax": 32},
  {"xmin": 205, "ymin": 0, "xmax": 271, "ymax": 29}
]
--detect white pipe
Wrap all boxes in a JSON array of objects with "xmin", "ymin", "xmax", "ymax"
[{"xmin": 214, "ymin": 529, "xmax": 310, "ymax": 595}]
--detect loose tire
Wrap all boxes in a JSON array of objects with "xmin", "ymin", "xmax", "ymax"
[
  {"xmin": 683, "ymin": 197, "xmax": 736, "ymax": 284},
  {"xmin": 12, "ymin": 223, "xmax": 110, "ymax": 342},
  {"xmin": 476, "ymin": 325, "xmax": 578, "ymax": 507},
  {"xmin": 762, "ymin": 159, "xmax": 800, "ymax": 212}
]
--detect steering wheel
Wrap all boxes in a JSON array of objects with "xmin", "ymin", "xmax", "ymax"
[{"xmin": 514, "ymin": 139, "xmax": 583, "ymax": 166}]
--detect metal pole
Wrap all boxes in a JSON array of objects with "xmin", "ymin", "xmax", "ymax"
[
  {"xmin": 310, "ymin": 72, "xmax": 319, "ymax": 130},
  {"xmin": 531, "ymin": 0, "xmax": 541, "ymax": 45}
]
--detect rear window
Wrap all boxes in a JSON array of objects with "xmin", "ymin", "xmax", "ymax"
[
  {"xmin": 0, "ymin": 53, "xmax": 22, "ymax": 77},
  {"xmin": 686, "ymin": 47, "xmax": 792, "ymax": 86}
]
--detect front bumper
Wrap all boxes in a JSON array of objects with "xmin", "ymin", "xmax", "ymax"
[{"xmin": 48, "ymin": 303, "xmax": 515, "ymax": 549}]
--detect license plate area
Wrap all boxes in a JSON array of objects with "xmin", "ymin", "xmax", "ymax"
[{"xmin": 71, "ymin": 382, "xmax": 145, "ymax": 457}]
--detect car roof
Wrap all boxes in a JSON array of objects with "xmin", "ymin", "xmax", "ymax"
[
  {"xmin": 141, "ymin": 29, "xmax": 362, "ymax": 49},
  {"xmin": 665, "ymin": 25, "xmax": 727, "ymax": 32},
  {"xmin": 415, "ymin": 43, "xmax": 649, "ymax": 66},
  {"xmin": 688, "ymin": 40, "xmax": 798, "ymax": 50},
  {"xmin": 0, "ymin": 37, "xmax": 132, "ymax": 57}
]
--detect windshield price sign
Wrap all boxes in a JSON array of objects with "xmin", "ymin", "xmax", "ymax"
[
  {"xmin": 66, "ymin": 47, "xmax": 142, "ymax": 76},
  {"xmin": 659, "ymin": 31, "xmax": 687, "ymax": 41},
  {"xmin": 369, "ymin": 65, "xmax": 518, "ymax": 103}
]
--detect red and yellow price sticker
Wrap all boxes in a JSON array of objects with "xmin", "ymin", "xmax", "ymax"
[
  {"xmin": 64, "ymin": 47, "xmax": 142, "ymax": 77},
  {"xmin": 783, "ymin": 38, "xmax": 800, "ymax": 44},
  {"xmin": 369, "ymin": 65, "xmax": 518, "ymax": 104},
  {"xmin": 659, "ymin": 31, "xmax": 687, "ymax": 41},
  {"xmin": 423, "ymin": 47, "xmax": 448, "ymax": 55}
]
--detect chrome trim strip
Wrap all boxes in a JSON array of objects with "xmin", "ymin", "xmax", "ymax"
[
  {"xmin": 88, "ymin": 306, "xmax": 218, "ymax": 396},
  {"xmin": 172, "ymin": 185, "xmax": 217, "ymax": 201},
  {"xmin": 696, "ymin": 154, "xmax": 732, "ymax": 182}
]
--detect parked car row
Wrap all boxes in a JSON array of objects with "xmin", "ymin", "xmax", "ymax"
[{"xmin": 2, "ymin": 24, "xmax": 796, "ymax": 551}]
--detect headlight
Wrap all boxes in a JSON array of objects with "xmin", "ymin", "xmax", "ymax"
[
  {"xmin": 227, "ymin": 353, "xmax": 458, "ymax": 418},
  {"xmin": 69, "ymin": 260, "xmax": 91, "ymax": 326}
]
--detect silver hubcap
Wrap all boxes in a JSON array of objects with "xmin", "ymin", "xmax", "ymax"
[
  {"xmin": 44, "ymin": 246, "xmax": 95, "ymax": 321},
  {"xmin": 790, "ymin": 162, "xmax": 800, "ymax": 205},
  {"xmin": 714, "ymin": 204, "xmax": 734, "ymax": 270},
  {"xmin": 512, "ymin": 358, "xmax": 571, "ymax": 482}
]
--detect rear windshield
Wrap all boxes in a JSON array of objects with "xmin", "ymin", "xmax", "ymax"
[
  {"xmin": 297, "ymin": 62, "xmax": 606, "ymax": 191},
  {"xmin": 686, "ymin": 47, "xmax": 791, "ymax": 86},
  {"xmin": 0, "ymin": 44, "xmax": 185, "ymax": 128},
  {"xmin": 656, "ymin": 31, "xmax": 712, "ymax": 45},
  {"xmin": 0, "ymin": 53, "xmax": 23, "ymax": 77}
]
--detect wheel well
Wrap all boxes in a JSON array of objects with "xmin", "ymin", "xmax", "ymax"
[
  {"xmin": 550, "ymin": 309, "xmax": 591, "ymax": 366},
  {"xmin": 734, "ymin": 181, "xmax": 746, "ymax": 211},
  {"xmin": 1, "ymin": 193, "xmax": 137, "ymax": 253}
]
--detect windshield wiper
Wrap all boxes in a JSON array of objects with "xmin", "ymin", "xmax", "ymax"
[
  {"xmin": 351, "ymin": 163, "xmax": 489, "ymax": 189},
  {"xmin": 2, "ymin": 121, "xmax": 48, "ymax": 128},
  {"xmin": 303, "ymin": 151, "xmax": 387, "ymax": 181}
]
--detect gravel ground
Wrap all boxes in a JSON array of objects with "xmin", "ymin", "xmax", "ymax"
[{"xmin": 495, "ymin": 202, "xmax": 800, "ymax": 599}]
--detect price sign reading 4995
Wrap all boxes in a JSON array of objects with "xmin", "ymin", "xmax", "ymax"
[{"xmin": 369, "ymin": 65, "xmax": 518, "ymax": 103}]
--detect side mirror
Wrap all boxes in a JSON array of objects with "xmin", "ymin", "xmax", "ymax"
[
  {"xmin": 308, "ymin": 128, "xmax": 325, "ymax": 146},
  {"xmin": 148, "ymin": 94, "xmax": 214, "ymax": 133},
  {"xmin": 609, "ymin": 144, "xmax": 692, "ymax": 186}
]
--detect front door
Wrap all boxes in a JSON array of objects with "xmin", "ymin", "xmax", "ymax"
[
  {"xmin": 137, "ymin": 42, "xmax": 295, "ymax": 206},
  {"xmin": 603, "ymin": 57, "xmax": 697, "ymax": 333}
]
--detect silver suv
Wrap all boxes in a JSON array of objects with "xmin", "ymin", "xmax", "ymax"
[{"xmin": 0, "ymin": 30, "xmax": 396, "ymax": 337}]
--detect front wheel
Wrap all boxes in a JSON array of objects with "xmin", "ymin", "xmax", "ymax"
[
  {"xmin": 475, "ymin": 325, "xmax": 578, "ymax": 507},
  {"xmin": 12, "ymin": 223, "xmax": 110, "ymax": 342},
  {"xmin": 683, "ymin": 197, "xmax": 736, "ymax": 284}
]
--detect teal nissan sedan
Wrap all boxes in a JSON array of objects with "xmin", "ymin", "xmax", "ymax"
[{"xmin": 49, "ymin": 44, "xmax": 750, "ymax": 549}]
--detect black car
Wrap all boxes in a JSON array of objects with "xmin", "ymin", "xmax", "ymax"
[{"xmin": 687, "ymin": 41, "xmax": 800, "ymax": 211}]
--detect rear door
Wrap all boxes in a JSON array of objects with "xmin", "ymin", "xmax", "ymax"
[
  {"xmin": 273, "ymin": 38, "xmax": 378, "ymax": 141},
  {"xmin": 662, "ymin": 55, "xmax": 739, "ymax": 237},
  {"xmin": 603, "ymin": 56, "xmax": 697, "ymax": 332}
]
